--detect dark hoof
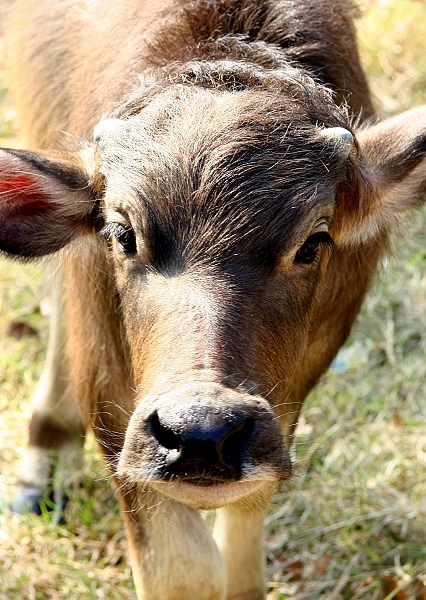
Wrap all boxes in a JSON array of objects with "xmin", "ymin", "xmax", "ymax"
[
  {"xmin": 12, "ymin": 484, "xmax": 69, "ymax": 524},
  {"xmin": 11, "ymin": 485, "xmax": 45, "ymax": 515}
]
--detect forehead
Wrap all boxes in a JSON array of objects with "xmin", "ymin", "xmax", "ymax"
[
  {"xmin": 100, "ymin": 88, "xmax": 345, "ymax": 256},
  {"xmin": 102, "ymin": 86, "xmax": 342, "ymax": 182}
]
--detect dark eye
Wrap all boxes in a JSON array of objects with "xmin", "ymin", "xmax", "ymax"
[
  {"xmin": 100, "ymin": 222, "xmax": 137, "ymax": 254},
  {"xmin": 115, "ymin": 224, "xmax": 137, "ymax": 253},
  {"xmin": 294, "ymin": 232, "xmax": 334, "ymax": 264}
]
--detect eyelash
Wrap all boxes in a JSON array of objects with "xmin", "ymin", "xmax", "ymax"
[
  {"xmin": 294, "ymin": 231, "xmax": 335, "ymax": 264},
  {"xmin": 99, "ymin": 222, "xmax": 137, "ymax": 254}
]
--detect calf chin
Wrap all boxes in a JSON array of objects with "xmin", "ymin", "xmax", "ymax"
[{"xmin": 117, "ymin": 381, "xmax": 290, "ymax": 509}]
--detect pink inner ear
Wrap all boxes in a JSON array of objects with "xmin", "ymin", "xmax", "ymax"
[
  {"xmin": 0, "ymin": 175, "xmax": 55, "ymax": 213},
  {"xmin": 0, "ymin": 174, "xmax": 38, "ymax": 194}
]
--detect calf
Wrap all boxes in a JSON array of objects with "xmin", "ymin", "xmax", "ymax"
[{"xmin": 1, "ymin": 0, "xmax": 426, "ymax": 598}]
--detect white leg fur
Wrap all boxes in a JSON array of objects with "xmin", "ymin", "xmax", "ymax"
[
  {"xmin": 31, "ymin": 266, "xmax": 68, "ymax": 415},
  {"xmin": 122, "ymin": 487, "xmax": 227, "ymax": 600},
  {"xmin": 213, "ymin": 483, "xmax": 276, "ymax": 600},
  {"xmin": 17, "ymin": 447, "xmax": 51, "ymax": 491},
  {"xmin": 18, "ymin": 266, "xmax": 83, "ymax": 492}
]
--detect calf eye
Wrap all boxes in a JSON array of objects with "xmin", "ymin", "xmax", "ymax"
[
  {"xmin": 295, "ymin": 232, "xmax": 333, "ymax": 264},
  {"xmin": 100, "ymin": 222, "xmax": 137, "ymax": 254},
  {"xmin": 115, "ymin": 224, "xmax": 137, "ymax": 253}
]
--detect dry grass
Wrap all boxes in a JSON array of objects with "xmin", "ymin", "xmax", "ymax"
[
  {"xmin": 0, "ymin": 1, "xmax": 425, "ymax": 599},
  {"xmin": 358, "ymin": 0, "xmax": 426, "ymax": 114}
]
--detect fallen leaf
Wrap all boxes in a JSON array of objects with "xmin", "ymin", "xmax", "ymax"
[
  {"xmin": 8, "ymin": 320, "xmax": 38, "ymax": 339},
  {"xmin": 414, "ymin": 580, "xmax": 426, "ymax": 600},
  {"xmin": 280, "ymin": 559, "xmax": 304, "ymax": 581},
  {"xmin": 302, "ymin": 553, "xmax": 333, "ymax": 579},
  {"xmin": 393, "ymin": 409, "xmax": 405, "ymax": 428},
  {"xmin": 380, "ymin": 575, "xmax": 409, "ymax": 600}
]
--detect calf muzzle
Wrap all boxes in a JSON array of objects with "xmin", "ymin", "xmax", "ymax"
[{"xmin": 118, "ymin": 381, "xmax": 291, "ymax": 505}]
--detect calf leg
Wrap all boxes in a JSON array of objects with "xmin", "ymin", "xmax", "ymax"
[
  {"xmin": 120, "ymin": 486, "xmax": 227, "ymax": 600},
  {"xmin": 13, "ymin": 268, "xmax": 84, "ymax": 519},
  {"xmin": 213, "ymin": 483, "xmax": 276, "ymax": 600},
  {"xmin": 120, "ymin": 483, "xmax": 275, "ymax": 600}
]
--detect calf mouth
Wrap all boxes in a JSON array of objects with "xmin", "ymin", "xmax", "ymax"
[{"xmin": 150, "ymin": 478, "xmax": 270, "ymax": 510}]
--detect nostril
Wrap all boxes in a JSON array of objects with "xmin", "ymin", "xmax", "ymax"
[
  {"xmin": 220, "ymin": 417, "xmax": 254, "ymax": 468},
  {"xmin": 149, "ymin": 411, "xmax": 182, "ymax": 451},
  {"xmin": 147, "ymin": 407, "xmax": 255, "ymax": 479}
]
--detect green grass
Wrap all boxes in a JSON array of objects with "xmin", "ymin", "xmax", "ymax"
[
  {"xmin": 0, "ymin": 39, "xmax": 16, "ymax": 144},
  {"xmin": 358, "ymin": 0, "xmax": 426, "ymax": 113},
  {"xmin": 1, "ymin": 1, "xmax": 426, "ymax": 599}
]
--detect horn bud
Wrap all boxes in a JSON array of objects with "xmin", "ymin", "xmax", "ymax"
[
  {"xmin": 321, "ymin": 127, "xmax": 355, "ymax": 159},
  {"xmin": 94, "ymin": 118, "xmax": 125, "ymax": 149}
]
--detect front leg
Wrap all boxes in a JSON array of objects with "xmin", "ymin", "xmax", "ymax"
[
  {"xmin": 120, "ymin": 486, "xmax": 227, "ymax": 600},
  {"xmin": 13, "ymin": 267, "xmax": 84, "ymax": 520},
  {"xmin": 213, "ymin": 483, "xmax": 276, "ymax": 600}
]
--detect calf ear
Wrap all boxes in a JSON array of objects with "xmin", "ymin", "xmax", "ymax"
[
  {"xmin": 336, "ymin": 106, "xmax": 426, "ymax": 245},
  {"xmin": 0, "ymin": 147, "xmax": 101, "ymax": 258}
]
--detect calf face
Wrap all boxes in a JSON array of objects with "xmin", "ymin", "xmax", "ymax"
[{"xmin": 90, "ymin": 84, "xmax": 351, "ymax": 501}]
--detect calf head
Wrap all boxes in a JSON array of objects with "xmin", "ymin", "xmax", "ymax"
[{"xmin": 1, "ymin": 67, "xmax": 426, "ymax": 509}]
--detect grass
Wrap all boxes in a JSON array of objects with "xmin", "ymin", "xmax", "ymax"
[
  {"xmin": 0, "ymin": 1, "xmax": 425, "ymax": 599},
  {"xmin": 0, "ymin": 42, "xmax": 16, "ymax": 146}
]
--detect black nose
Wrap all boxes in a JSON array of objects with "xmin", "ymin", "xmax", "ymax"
[{"xmin": 148, "ymin": 406, "xmax": 254, "ymax": 481}]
